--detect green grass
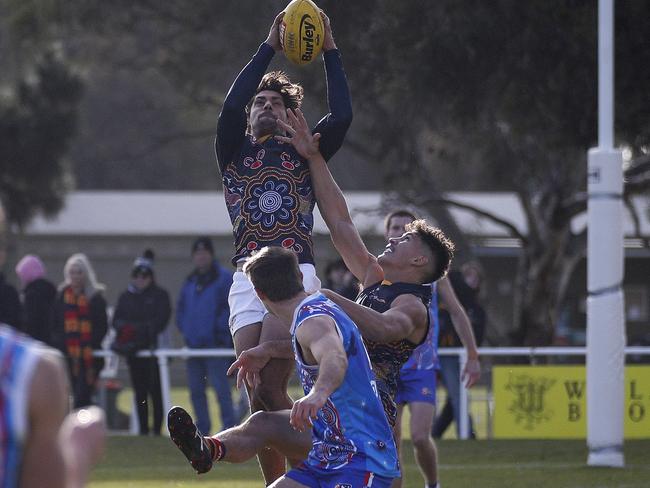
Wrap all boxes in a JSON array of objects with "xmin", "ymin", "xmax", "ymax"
[
  {"xmin": 114, "ymin": 386, "xmax": 490, "ymax": 439},
  {"xmin": 97, "ymin": 386, "xmax": 650, "ymax": 487},
  {"xmin": 89, "ymin": 437, "xmax": 650, "ymax": 488}
]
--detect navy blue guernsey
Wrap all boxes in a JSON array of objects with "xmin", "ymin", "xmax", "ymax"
[
  {"xmin": 216, "ymin": 43, "xmax": 352, "ymax": 265},
  {"xmin": 356, "ymin": 281, "xmax": 432, "ymax": 427}
]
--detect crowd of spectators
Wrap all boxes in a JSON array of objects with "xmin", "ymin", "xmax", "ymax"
[
  {"xmin": 1, "ymin": 243, "xmax": 489, "ymax": 436},
  {"xmin": 0, "ymin": 237, "xmax": 240, "ymax": 434}
]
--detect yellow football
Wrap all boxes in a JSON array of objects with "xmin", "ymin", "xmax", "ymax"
[{"xmin": 280, "ymin": 0, "xmax": 324, "ymax": 66}]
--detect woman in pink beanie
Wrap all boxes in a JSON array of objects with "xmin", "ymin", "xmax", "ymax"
[
  {"xmin": 15, "ymin": 254, "xmax": 57, "ymax": 344},
  {"xmin": 15, "ymin": 255, "xmax": 46, "ymax": 288}
]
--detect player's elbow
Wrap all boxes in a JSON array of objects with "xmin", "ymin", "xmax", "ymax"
[
  {"xmin": 335, "ymin": 109, "xmax": 353, "ymax": 131},
  {"xmin": 334, "ymin": 353, "xmax": 348, "ymax": 387},
  {"xmin": 339, "ymin": 353, "xmax": 348, "ymax": 370},
  {"xmin": 373, "ymin": 322, "xmax": 410, "ymax": 344},
  {"xmin": 362, "ymin": 325, "xmax": 393, "ymax": 343}
]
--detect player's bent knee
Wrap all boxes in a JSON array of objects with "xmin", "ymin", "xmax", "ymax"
[
  {"xmin": 242, "ymin": 411, "xmax": 286, "ymax": 444},
  {"xmin": 411, "ymin": 431, "xmax": 434, "ymax": 449},
  {"xmin": 243, "ymin": 410, "xmax": 268, "ymax": 431}
]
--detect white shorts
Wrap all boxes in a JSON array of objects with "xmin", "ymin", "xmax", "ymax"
[{"xmin": 228, "ymin": 263, "xmax": 321, "ymax": 336}]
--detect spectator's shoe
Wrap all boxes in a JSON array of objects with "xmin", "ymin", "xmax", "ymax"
[{"xmin": 167, "ymin": 406, "xmax": 213, "ymax": 474}]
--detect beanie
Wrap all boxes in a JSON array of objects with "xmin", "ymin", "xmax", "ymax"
[{"xmin": 15, "ymin": 255, "xmax": 46, "ymax": 288}]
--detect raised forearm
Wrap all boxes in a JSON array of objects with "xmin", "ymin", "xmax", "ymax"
[
  {"xmin": 449, "ymin": 308, "xmax": 479, "ymax": 359},
  {"xmin": 222, "ymin": 43, "xmax": 275, "ymax": 111},
  {"xmin": 316, "ymin": 50, "xmax": 352, "ymax": 161},
  {"xmin": 309, "ymin": 154, "xmax": 352, "ymax": 230}
]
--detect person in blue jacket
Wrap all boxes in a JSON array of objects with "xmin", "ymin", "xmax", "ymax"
[{"xmin": 176, "ymin": 237, "xmax": 235, "ymax": 433}]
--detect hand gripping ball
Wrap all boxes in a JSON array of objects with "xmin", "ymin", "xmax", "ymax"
[{"xmin": 280, "ymin": 0, "xmax": 324, "ymax": 66}]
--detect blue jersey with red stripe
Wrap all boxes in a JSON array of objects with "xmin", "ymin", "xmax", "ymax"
[
  {"xmin": 0, "ymin": 325, "xmax": 42, "ymax": 488},
  {"xmin": 401, "ymin": 282, "xmax": 439, "ymax": 371},
  {"xmin": 291, "ymin": 293, "xmax": 399, "ymax": 478}
]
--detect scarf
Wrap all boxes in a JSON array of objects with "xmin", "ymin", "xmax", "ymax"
[{"xmin": 63, "ymin": 286, "xmax": 95, "ymax": 385}]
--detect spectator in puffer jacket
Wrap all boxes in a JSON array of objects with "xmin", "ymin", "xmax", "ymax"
[
  {"xmin": 176, "ymin": 237, "xmax": 235, "ymax": 433},
  {"xmin": 112, "ymin": 249, "xmax": 171, "ymax": 435}
]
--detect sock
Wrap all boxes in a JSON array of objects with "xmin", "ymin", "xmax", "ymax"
[
  {"xmin": 204, "ymin": 437, "xmax": 226, "ymax": 461},
  {"xmin": 426, "ymin": 483, "xmax": 439, "ymax": 488}
]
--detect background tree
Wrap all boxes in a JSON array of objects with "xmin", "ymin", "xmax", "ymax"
[
  {"xmin": 0, "ymin": 49, "xmax": 83, "ymax": 228},
  {"xmin": 339, "ymin": 0, "xmax": 650, "ymax": 345},
  {"xmin": 8, "ymin": 0, "xmax": 650, "ymax": 344}
]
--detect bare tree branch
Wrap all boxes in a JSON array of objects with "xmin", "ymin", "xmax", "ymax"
[
  {"xmin": 624, "ymin": 172, "xmax": 650, "ymax": 196},
  {"xmin": 623, "ymin": 195, "xmax": 650, "ymax": 248},
  {"xmin": 93, "ymin": 128, "xmax": 215, "ymax": 166},
  {"xmin": 624, "ymin": 154, "xmax": 650, "ymax": 177},
  {"xmin": 557, "ymin": 192, "xmax": 588, "ymax": 223},
  {"xmin": 406, "ymin": 194, "xmax": 528, "ymax": 244}
]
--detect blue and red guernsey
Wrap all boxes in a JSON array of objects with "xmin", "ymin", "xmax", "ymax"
[
  {"xmin": 216, "ymin": 43, "xmax": 352, "ymax": 265},
  {"xmin": 356, "ymin": 281, "xmax": 432, "ymax": 426},
  {"xmin": 0, "ymin": 324, "xmax": 42, "ymax": 488},
  {"xmin": 292, "ymin": 293, "xmax": 400, "ymax": 478}
]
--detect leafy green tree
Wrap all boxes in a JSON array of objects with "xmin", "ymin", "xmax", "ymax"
[
  {"xmin": 13, "ymin": 0, "xmax": 650, "ymax": 344},
  {"xmin": 0, "ymin": 49, "xmax": 83, "ymax": 227},
  {"xmin": 338, "ymin": 0, "xmax": 650, "ymax": 345}
]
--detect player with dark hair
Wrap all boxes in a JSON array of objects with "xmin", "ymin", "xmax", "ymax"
[
  {"xmin": 165, "ymin": 110, "xmax": 477, "ymax": 484},
  {"xmin": 215, "ymin": 8, "xmax": 352, "ymax": 483},
  {"xmin": 168, "ymin": 247, "xmax": 399, "ymax": 487},
  {"xmin": 385, "ymin": 210, "xmax": 480, "ymax": 488},
  {"xmin": 273, "ymin": 108, "xmax": 475, "ymax": 426}
]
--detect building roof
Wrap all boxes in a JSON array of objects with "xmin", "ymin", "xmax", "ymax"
[{"xmin": 24, "ymin": 191, "xmax": 650, "ymax": 241}]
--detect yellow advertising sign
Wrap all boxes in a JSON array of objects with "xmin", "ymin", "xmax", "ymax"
[{"xmin": 493, "ymin": 365, "xmax": 650, "ymax": 438}]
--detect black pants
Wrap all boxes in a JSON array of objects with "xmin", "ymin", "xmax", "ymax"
[
  {"xmin": 127, "ymin": 356, "xmax": 163, "ymax": 435},
  {"xmin": 67, "ymin": 358, "xmax": 100, "ymax": 408}
]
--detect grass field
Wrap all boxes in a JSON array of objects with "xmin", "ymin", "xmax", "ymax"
[
  {"xmin": 114, "ymin": 386, "xmax": 491, "ymax": 439},
  {"xmin": 89, "ymin": 437, "xmax": 650, "ymax": 488},
  {"xmin": 96, "ymin": 386, "xmax": 650, "ymax": 487}
]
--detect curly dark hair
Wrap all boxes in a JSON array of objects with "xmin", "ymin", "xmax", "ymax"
[
  {"xmin": 405, "ymin": 219, "xmax": 455, "ymax": 284},
  {"xmin": 246, "ymin": 71, "xmax": 304, "ymax": 116}
]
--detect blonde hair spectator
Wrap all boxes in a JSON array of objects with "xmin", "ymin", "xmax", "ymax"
[{"xmin": 61, "ymin": 253, "xmax": 106, "ymax": 296}]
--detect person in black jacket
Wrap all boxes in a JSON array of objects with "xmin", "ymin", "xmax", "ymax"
[
  {"xmin": 15, "ymin": 254, "xmax": 57, "ymax": 345},
  {"xmin": 0, "ymin": 248, "xmax": 21, "ymax": 330},
  {"xmin": 112, "ymin": 250, "xmax": 171, "ymax": 435},
  {"xmin": 52, "ymin": 253, "xmax": 108, "ymax": 408}
]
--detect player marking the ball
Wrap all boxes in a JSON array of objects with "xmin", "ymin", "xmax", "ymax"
[{"xmin": 168, "ymin": 3, "xmax": 352, "ymax": 484}]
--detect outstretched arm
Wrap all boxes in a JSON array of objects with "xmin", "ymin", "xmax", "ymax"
[
  {"xmin": 215, "ymin": 13, "xmax": 282, "ymax": 171},
  {"xmin": 227, "ymin": 339, "xmax": 294, "ymax": 389},
  {"xmin": 438, "ymin": 277, "xmax": 481, "ymax": 388},
  {"xmin": 290, "ymin": 315, "xmax": 348, "ymax": 431},
  {"xmin": 277, "ymin": 109, "xmax": 383, "ymax": 286},
  {"xmin": 312, "ymin": 12, "xmax": 353, "ymax": 161},
  {"xmin": 323, "ymin": 289, "xmax": 427, "ymax": 344}
]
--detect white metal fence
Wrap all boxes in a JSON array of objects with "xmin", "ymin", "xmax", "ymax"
[{"xmin": 95, "ymin": 346, "xmax": 650, "ymax": 438}]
